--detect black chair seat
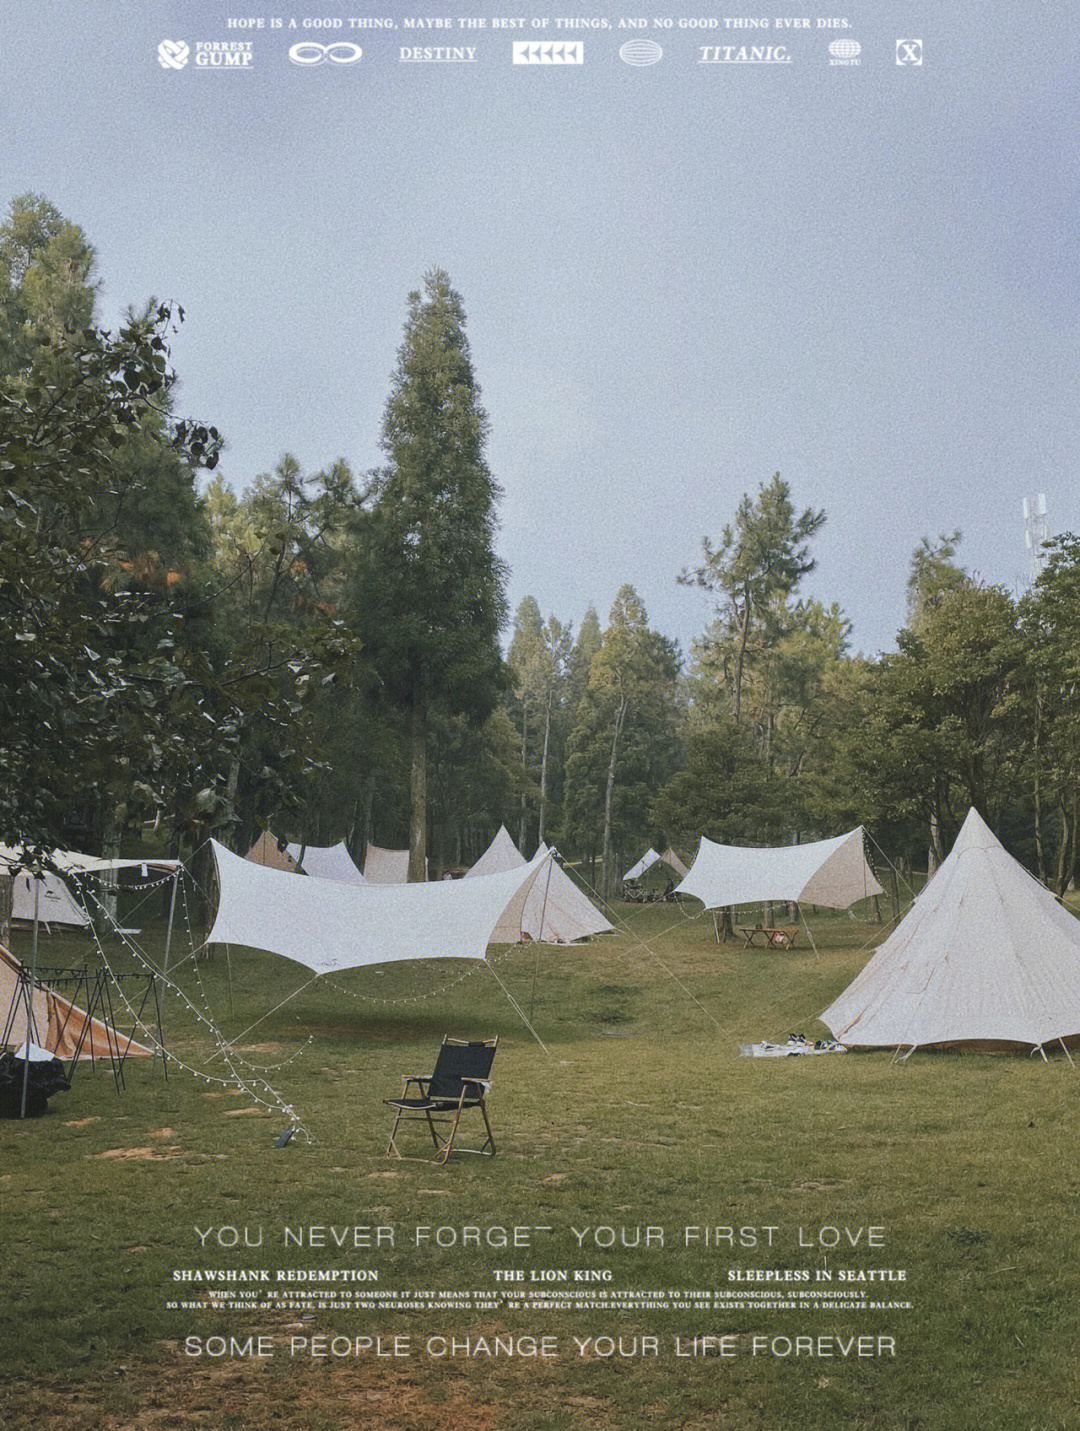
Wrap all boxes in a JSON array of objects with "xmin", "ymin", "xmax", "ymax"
[{"xmin": 384, "ymin": 1095, "xmax": 481, "ymax": 1112}]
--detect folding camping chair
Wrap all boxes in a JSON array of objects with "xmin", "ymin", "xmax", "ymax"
[{"xmin": 384, "ymin": 1036, "xmax": 498, "ymax": 1164}]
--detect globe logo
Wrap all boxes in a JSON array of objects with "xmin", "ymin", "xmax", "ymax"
[
  {"xmin": 158, "ymin": 39, "xmax": 190, "ymax": 70},
  {"xmin": 828, "ymin": 39, "xmax": 861, "ymax": 59},
  {"xmin": 619, "ymin": 39, "xmax": 663, "ymax": 67}
]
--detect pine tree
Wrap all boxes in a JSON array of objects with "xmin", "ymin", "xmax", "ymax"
[{"xmin": 351, "ymin": 270, "xmax": 508, "ymax": 879}]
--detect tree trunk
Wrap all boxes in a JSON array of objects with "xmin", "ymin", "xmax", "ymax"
[
  {"xmin": 731, "ymin": 591, "xmax": 751, "ymax": 723},
  {"xmin": 409, "ymin": 699, "xmax": 427, "ymax": 882},
  {"xmin": 0, "ymin": 873, "xmax": 11, "ymax": 949},
  {"xmin": 1033, "ymin": 687, "xmax": 1046, "ymax": 883},
  {"xmin": 600, "ymin": 695, "xmax": 628, "ymax": 901},
  {"xmin": 519, "ymin": 696, "xmax": 528, "ymax": 852},
  {"xmin": 538, "ymin": 697, "xmax": 552, "ymax": 846}
]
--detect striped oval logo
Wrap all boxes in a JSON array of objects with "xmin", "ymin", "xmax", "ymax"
[{"xmin": 619, "ymin": 39, "xmax": 663, "ymax": 66}]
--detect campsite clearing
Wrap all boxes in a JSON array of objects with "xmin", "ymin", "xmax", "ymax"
[{"xmin": 1, "ymin": 898, "xmax": 1078, "ymax": 1431}]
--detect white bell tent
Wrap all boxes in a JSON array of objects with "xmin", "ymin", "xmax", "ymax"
[
  {"xmin": 466, "ymin": 827, "xmax": 613, "ymax": 944},
  {"xmin": 821, "ymin": 808, "xmax": 1080, "ymax": 1052},
  {"xmin": 208, "ymin": 839, "xmax": 554, "ymax": 974},
  {"xmin": 286, "ymin": 842, "xmax": 366, "ymax": 885},
  {"xmin": 676, "ymin": 827, "xmax": 882, "ymax": 911}
]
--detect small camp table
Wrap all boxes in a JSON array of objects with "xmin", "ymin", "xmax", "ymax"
[{"xmin": 737, "ymin": 925, "xmax": 799, "ymax": 950}]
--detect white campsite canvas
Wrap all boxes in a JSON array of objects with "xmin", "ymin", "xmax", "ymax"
[
  {"xmin": 208, "ymin": 839, "xmax": 553, "ymax": 973},
  {"xmin": 624, "ymin": 848, "xmax": 660, "ymax": 882},
  {"xmin": 11, "ymin": 869, "xmax": 88, "ymax": 928},
  {"xmin": 467, "ymin": 827, "xmax": 613, "ymax": 944},
  {"xmin": 362, "ymin": 845, "xmax": 415, "ymax": 883},
  {"xmin": 286, "ymin": 842, "xmax": 366, "ymax": 885},
  {"xmin": 676, "ymin": 827, "xmax": 882, "ymax": 910},
  {"xmin": 821, "ymin": 808, "xmax": 1080, "ymax": 1050}
]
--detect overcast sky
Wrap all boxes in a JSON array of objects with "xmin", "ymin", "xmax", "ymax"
[{"xmin": 4, "ymin": 1, "xmax": 1077, "ymax": 657}]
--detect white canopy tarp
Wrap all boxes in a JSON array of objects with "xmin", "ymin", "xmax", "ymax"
[
  {"xmin": 362, "ymin": 845, "xmax": 420, "ymax": 884},
  {"xmin": 467, "ymin": 827, "xmax": 614, "ymax": 944},
  {"xmin": 286, "ymin": 842, "xmax": 366, "ymax": 886},
  {"xmin": 821, "ymin": 808, "xmax": 1080, "ymax": 1050},
  {"xmin": 207, "ymin": 839, "xmax": 553, "ymax": 974},
  {"xmin": 0, "ymin": 844, "xmax": 180, "ymax": 878},
  {"xmin": 676, "ymin": 827, "xmax": 882, "ymax": 911}
]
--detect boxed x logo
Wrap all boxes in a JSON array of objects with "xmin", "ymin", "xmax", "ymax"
[{"xmin": 896, "ymin": 39, "xmax": 923, "ymax": 66}]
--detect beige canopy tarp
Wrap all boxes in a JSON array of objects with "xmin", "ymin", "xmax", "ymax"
[
  {"xmin": 362, "ymin": 845, "xmax": 424, "ymax": 884},
  {"xmin": 821, "ymin": 808, "xmax": 1080, "ymax": 1050}
]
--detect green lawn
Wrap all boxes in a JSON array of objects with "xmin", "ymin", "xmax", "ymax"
[{"xmin": 1, "ymin": 897, "xmax": 1078, "ymax": 1430}]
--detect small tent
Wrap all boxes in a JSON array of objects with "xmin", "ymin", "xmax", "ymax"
[
  {"xmin": 11, "ymin": 869, "xmax": 89, "ymax": 929},
  {"xmin": 676, "ymin": 827, "xmax": 882, "ymax": 911},
  {"xmin": 0, "ymin": 945, "xmax": 154, "ymax": 1059},
  {"xmin": 362, "ymin": 845, "xmax": 419, "ymax": 884},
  {"xmin": 820, "ymin": 808, "xmax": 1080, "ymax": 1051},
  {"xmin": 467, "ymin": 827, "xmax": 614, "ymax": 944},
  {"xmin": 245, "ymin": 832, "xmax": 299, "ymax": 873},
  {"xmin": 624, "ymin": 847, "xmax": 689, "ymax": 883},
  {"xmin": 286, "ymin": 842, "xmax": 366, "ymax": 886}
]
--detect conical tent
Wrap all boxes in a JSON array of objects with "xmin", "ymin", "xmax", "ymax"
[
  {"xmin": 467, "ymin": 827, "xmax": 613, "ymax": 944},
  {"xmin": 624, "ymin": 847, "xmax": 689, "ymax": 882},
  {"xmin": 821, "ymin": 808, "xmax": 1080, "ymax": 1051},
  {"xmin": 676, "ymin": 827, "xmax": 882, "ymax": 910},
  {"xmin": 245, "ymin": 832, "xmax": 299, "ymax": 873},
  {"xmin": 286, "ymin": 842, "xmax": 366, "ymax": 885}
]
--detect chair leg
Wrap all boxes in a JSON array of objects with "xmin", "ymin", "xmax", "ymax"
[
  {"xmin": 386, "ymin": 1106, "xmax": 406, "ymax": 1159},
  {"xmin": 434, "ymin": 1100, "xmax": 466, "ymax": 1165},
  {"xmin": 478, "ymin": 1098, "xmax": 496, "ymax": 1156}
]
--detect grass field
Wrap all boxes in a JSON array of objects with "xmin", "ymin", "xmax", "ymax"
[{"xmin": 2, "ymin": 891, "xmax": 1078, "ymax": 1431}]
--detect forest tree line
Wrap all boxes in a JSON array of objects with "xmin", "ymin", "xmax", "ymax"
[{"xmin": 3, "ymin": 192, "xmax": 1078, "ymax": 906}]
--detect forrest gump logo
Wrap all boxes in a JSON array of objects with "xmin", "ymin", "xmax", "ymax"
[{"xmin": 157, "ymin": 39, "xmax": 254, "ymax": 69}]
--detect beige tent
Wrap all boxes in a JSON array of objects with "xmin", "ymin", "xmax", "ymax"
[
  {"xmin": 467, "ymin": 827, "xmax": 613, "ymax": 944},
  {"xmin": 363, "ymin": 845, "xmax": 425, "ymax": 884},
  {"xmin": 0, "ymin": 945, "xmax": 154, "ymax": 1060},
  {"xmin": 245, "ymin": 832, "xmax": 299, "ymax": 873},
  {"xmin": 821, "ymin": 808, "xmax": 1080, "ymax": 1052}
]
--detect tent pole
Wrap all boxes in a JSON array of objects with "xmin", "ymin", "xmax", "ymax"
[
  {"xmin": 484, "ymin": 960, "xmax": 550, "ymax": 1055},
  {"xmin": 20, "ymin": 874, "xmax": 42, "ymax": 1119},
  {"xmin": 529, "ymin": 856, "xmax": 555, "ymax": 1025},
  {"xmin": 162, "ymin": 870, "xmax": 179, "ymax": 974}
]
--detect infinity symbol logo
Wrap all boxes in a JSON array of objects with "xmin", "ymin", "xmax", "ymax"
[
  {"xmin": 289, "ymin": 41, "xmax": 363, "ymax": 65},
  {"xmin": 158, "ymin": 40, "xmax": 190, "ymax": 70}
]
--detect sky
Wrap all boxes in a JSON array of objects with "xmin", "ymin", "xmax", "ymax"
[{"xmin": 3, "ymin": 1, "xmax": 1077, "ymax": 658}]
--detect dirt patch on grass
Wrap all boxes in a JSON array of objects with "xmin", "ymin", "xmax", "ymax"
[
  {"xmin": 87, "ymin": 1147, "xmax": 185, "ymax": 1162},
  {"xmin": 222, "ymin": 1107, "xmax": 272, "ymax": 1117},
  {"xmin": 0, "ymin": 1352, "xmax": 508, "ymax": 1431},
  {"xmin": 64, "ymin": 1116, "xmax": 102, "ymax": 1127}
]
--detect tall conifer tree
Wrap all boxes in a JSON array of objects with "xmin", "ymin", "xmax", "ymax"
[{"xmin": 353, "ymin": 270, "xmax": 507, "ymax": 879}]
